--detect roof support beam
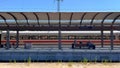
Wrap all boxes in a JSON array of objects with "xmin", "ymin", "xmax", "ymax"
[
  {"xmin": 101, "ymin": 12, "xmax": 113, "ymax": 48},
  {"xmin": 110, "ymin": 14, "xmax": 120, "ymax": 50},
  {"xmin": 0, "ymin": 15, "xmax": 9, "ymax": 26},
  {"xmin": 20, "ymin": 13, "xmax": 29, "ymax": 25},
  {"xmin": 90, "ymin": 13, "xmax": 99, "ymax": 25},
  {"xmin": 80, "ymin": 13, "xmax": 86, "ymax": 26},
  {"xmin": 69, "ymin": 13, "xmax": 73, "ymax": 25},
  {"xmin": 101, "ymin": 13, "xmax": 113, "ymax": 25},
  {"xmin": 33, "ymin": 12, "xmax": 40, "ymax": 26},
  {"xmin": 7, "ymin": 13, "xmax": 19, "ymax": 27},
  {"xmin": 46, "ymin": 13, "xmax": 50, "ymax": 26},
  {"xmin": 111, "ymin": 14, "xmax": 120, "ymax": 26}
]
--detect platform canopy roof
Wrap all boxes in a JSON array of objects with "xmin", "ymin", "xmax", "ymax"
[{"xmin": 0, "ymin": 12, "xmax": 120, "ymax": 31}]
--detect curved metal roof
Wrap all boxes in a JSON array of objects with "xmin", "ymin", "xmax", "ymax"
[{"xmin": 0, "ymin": 12, "xmax": 120, "ymax": 31}]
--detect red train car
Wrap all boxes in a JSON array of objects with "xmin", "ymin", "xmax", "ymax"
[
  {"xmin": 1, "ymin": 31, "xmax": 120, "ymax": 45},
  {"xmin": 1, "ymin": 40, "xmax": 120, "ymax": 45}
]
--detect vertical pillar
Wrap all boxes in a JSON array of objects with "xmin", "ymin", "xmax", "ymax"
[
  {"xmin": 101, "ymin": 22, "xmax": 104, "ymax": 48},
  {"xmin": 74, "ymin": 36, "xmax": 77, "ymax": 42},
  {"xmin": 58, "ymin": 30, "xmax": 62, "ymax": 49},
  {"xmin": 16, "ymin": 30, "xmax": 19, "ymax": 48},
  {"xmin": 6, "ymin": 29, "xmax": 10, "ymax": 49},
  {"xmin": 110, "ymin": 29, "xmax": 114, "ymax": 50},
  {"xmin": 101, "ymin": 30, "xmax": 104, "ymax": 47},
  {"xmin": 58, "ymin": 12, "xmax": 62, "ymax": 49},
  {"xmin": 68, "ymin": 36, "xmax": 69, "ymax": 40}
]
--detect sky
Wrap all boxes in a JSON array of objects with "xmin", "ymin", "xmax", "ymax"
[{"xmin": 0, "ymin": 0, "xmax": 120, "ymax": 12}]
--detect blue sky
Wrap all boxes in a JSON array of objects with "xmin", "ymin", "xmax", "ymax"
[{"xmin": 0, "ymin": 0, "xmax": 120, "ymax": 12}]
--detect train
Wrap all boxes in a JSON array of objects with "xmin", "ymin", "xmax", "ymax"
[{"xmin": 1, "ymin": 31, "xmax": 120, "ymax": 45}]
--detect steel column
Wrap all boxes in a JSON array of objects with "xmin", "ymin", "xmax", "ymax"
[
  {"xmin": 100, "ymin": 13, "xmax": 113, "ymax": 48},
  {"xmin": 101, "ymin": 30, "xmax": 104, "ymax": 47},
  {"xmin": 15, "ymin": 30, "xmax": 19, "ymax": 48},
  {"xmin": 58, "ymin": 29, "xmax": 62, "ymax": 49},
  {"xmin": 58, "ymin": 12, "xmax": 62, "ymax": 49},
  {"xmin": 101, "ymin": 21, "xmax": 104, "ymax": 48},
  {"xmin": 6, "ymin": 29, "xmax": 10, "ymax": 49},
  {"xmin": 110, "ymin": 28, "xmax": 114, "ymax": 50}
]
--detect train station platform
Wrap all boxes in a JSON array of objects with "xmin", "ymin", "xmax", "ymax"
[
  {"xmin": 0, "ymin": 46, "xmax": 120, "ymax": 62},
  {"xmin": 0, "ymin": 12, "xmax": 120, "ymax": 62}
]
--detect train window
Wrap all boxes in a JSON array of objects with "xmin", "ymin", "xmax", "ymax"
[
  {"xmin": 75, "ymin": 36, "xmax": 79, "ymax": 39},
  {"xmin": 30, "ymin": 35, "xmax": 39, "ymax": 40},
  {"xmin": 77, "ymin": 36, "xmax": 80, "ymax": 39},
  {"xmin": 61, "ymin": 36, "xmax": 68, "ymax": 40},
  {"xmin": 49, "ymin": 35, "xmax": 58, "ymax": 40},
  {"xmin": 28, "ymin": 36, "xmax": 31, "ymax": 40},
  {"xmin": 19, "ymin": 36, "xmax": 23, "ymax": 40},
  {"xmin": 40, "ymin": 35, "xmax": 48, "ymax": 40},
  {"xmin": 38, "ymin": 36, "xmax": 41, "ymax": 40},
  {"xmin": 84, "ymin": 36, "xmax": 88, "ymax": 39},
  {"xmin": 21, "ymin": 35, "xmax": 29, "ymax": 40},
  {"xmin": 68, "ymin": 35, "xmax": 75, "ymax": 40},
  {"xmin": 2, "ymin": 33, "xmax": 117, "ymax": 41},
  {"xmin": 91, "ymin": 36, "xmax": 95, "ymax": 39},
  {"xmin": 10, "ymin": 36, "xmax": 16, "ymax": 40},
  {"xmin": 80, "ymin": 36, "xmax": 83, "ymax": 39}
]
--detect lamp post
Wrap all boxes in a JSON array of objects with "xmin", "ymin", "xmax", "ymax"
[
  {"xmin": 56, "ymin": 0, "xmax": 63, "ymax": 12},
  {"xmin": 55, "ymin": 0, "xmax": 63, "ymax": 49}
]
